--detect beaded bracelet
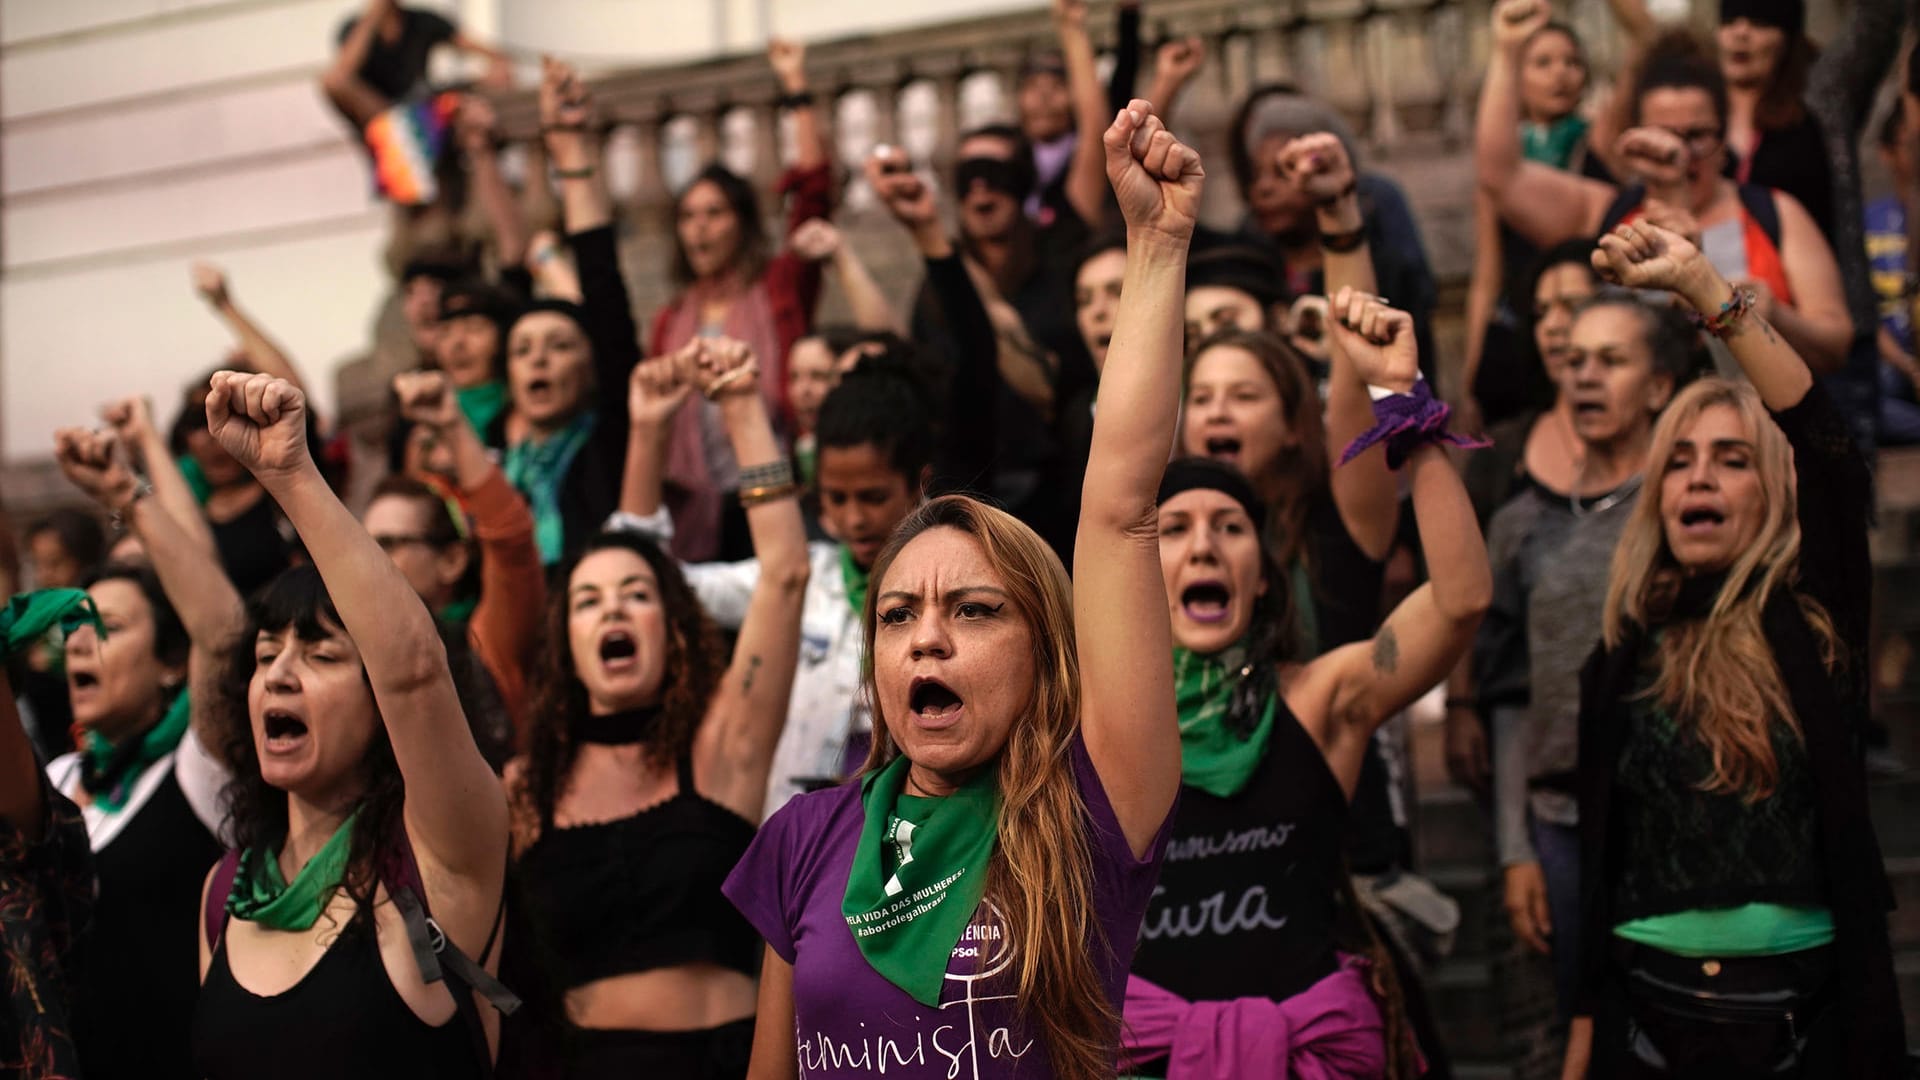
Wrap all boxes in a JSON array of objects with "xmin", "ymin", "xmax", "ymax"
[
  {"xmin": 1688, "ymin": 286, "xmax": 1755, "ymax": 338},
  {"xmin": 738, "ymin": 459, "xmax": 796, "ymax": 491}
]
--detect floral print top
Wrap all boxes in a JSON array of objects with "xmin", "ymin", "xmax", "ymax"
[{"xmin": 1, "ymin": 781, "xmax": 92, "ymax": 1080}]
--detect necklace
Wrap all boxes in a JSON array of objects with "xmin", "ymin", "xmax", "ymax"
[{"xmin": 1570, "ymin": 470, "xmax": 1642, "ymax": 518}]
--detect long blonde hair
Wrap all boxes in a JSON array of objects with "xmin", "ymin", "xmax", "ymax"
[
  {"xmin": 860, "ymin": 495, "xmax": 1117, "ymax": 1080},
  {"xmin": 1602, "ymin": 378, "xmax": 1836, "ymax": 798}
]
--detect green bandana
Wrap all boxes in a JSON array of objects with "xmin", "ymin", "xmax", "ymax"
[
  {"xmin": 838, "ymin": 545, "xmax": 870, "ymax": 619},
  {"xmin": 842, "ymin": 755, "xmax": 999, "ymax": 1006},
  {"xmin": 505, "ymin": 413, "xmax": 596, "ymax": 566},
  {"xmin": 177, "ymin": 455, "xmax": 214, "ymax": 505},
  {"xmin": 456, "ymin": 379, "xmax": 510, "ymax": 440},
  {"xmin": 226, "ymin": 810, "xmax": 361, "ymax": 931},
  {"xmin": 81, "ymin": 690, "xmax": 190, "ymax": 813},
  {"xmin": 1173, "ymin": 642, "xmax": 1276, "ymax": 799},
  {"xmin": 1521, "ymin": 114, "xmax": 1591, "ymax": 171},
  {"xmin": 439, "ymin": 596, "xmax": 478, "ymax": 625},
  {"xmin": 0, "ymin": 589, "xmax": 101, "ymax": 663}
]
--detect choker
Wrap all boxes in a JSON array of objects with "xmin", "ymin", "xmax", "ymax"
[{"xmin": 570, "ymin": 706, "xmax": 662, "ymax": 746}]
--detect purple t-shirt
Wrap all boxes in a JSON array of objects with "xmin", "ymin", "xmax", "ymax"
[{"xmin": 723, "ymin": 734, "xmax": 1170, "ymax": 1078}]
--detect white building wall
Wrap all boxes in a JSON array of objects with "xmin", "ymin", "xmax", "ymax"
[{"xmin": 0, "ymin": 0, "xmax": 1002, "ymax": 465}]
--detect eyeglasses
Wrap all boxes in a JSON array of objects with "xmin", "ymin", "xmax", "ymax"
[
  {"xmin": 372, "ymin": 533, "xmax": 439, "ymax": 552},
  {"xmin": 1656, "ymin": 125, "xmax": 1725, "ymax": 156}
]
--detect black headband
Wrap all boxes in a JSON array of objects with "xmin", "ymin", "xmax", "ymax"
[
  {"xmin": 955, "ymin": 156, "xmax": 1033, "ymax": 198},
  {"xmin": 1719, "ymin": 0, "xmax": 1803, "ymax": 34},
  {"xmin": 1156, "ymin": 458, "xmax": 1268, "ymax": 530}
]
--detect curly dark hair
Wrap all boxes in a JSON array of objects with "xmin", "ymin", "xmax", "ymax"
[
  {"xmin": 517, "ymin": 531, "xmax": 728, "ymax": 830},
  {"xmin": 210, "ymin": 565, "xmax": 508, "ymax": 930}
]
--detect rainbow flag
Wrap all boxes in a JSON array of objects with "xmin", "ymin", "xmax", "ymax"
[{"xmin": 365, "ymin": 91, "xmax": 459, "ymax": 206}]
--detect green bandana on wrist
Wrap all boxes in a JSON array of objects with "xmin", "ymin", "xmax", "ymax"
[
  {"xmin": 838, "ymin": 545, "xmax": 870, "ymax": 620},
  {"xmin": 81, "ymin": 690, "xmax": 191, "ymax": 813},
  {"xmin": 226, "ymin": 810, "xmax": 361, "ymax": 931},
  {"xmin": 456, "ymin": 380, "xmax": 511, "ymax": 440},
  {"xmin": 842, "ymin": 755, "xmax": 999, "ymax": 1006},
  {"xmin": 0, "ymin": 589, "xmax": 102, "ymax": 664},
  {"xmin": 1173, "ymin": 642, "xmax": 1276, "ymax": 799}
]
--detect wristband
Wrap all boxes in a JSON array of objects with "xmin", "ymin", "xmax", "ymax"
[
  {"xmin": 739, "ymin": 483, "xmax": 801, "ymax": 507},
  {"xmin": 776, "ymin": 90, "xmax": 815, "ymax": 110},
  {"xmin": 1445, "ymin": 697, "xmax": 1477, "ymax": 710},
  {"xmin": 553, "ymin": 164, "xmax": 596, "ymax": 181},
  {"xmin": 1337, "ymin": 379, "xmax": 1490, "ymax": 469},
  {"xmin": 1320, "ymin": 225, "xmax": 1366, "ymax": 254},
  {"xmin": 110, "ymin": 477, "xmax": 155, "ymax": 527}
]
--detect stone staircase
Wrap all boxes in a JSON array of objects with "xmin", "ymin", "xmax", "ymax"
[{"xmin": 1408, "ymin": 445, "xmax": 1920, "ymax": 1077}]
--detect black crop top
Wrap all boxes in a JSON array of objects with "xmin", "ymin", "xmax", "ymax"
[{"xmin": 515, "ymin": 754, "xmax": 761, "ymax": 989}]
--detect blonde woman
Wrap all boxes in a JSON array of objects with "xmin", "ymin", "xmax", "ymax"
[
  {"xmin": 1568, "ymin": 220, "xmax": 1904, "ymax": 1077},
  {"xmin": 722, "ymin": 98, "xmax": 1195, "ymax": 1080}
]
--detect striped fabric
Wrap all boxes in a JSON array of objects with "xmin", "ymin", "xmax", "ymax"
[{"xmin": 364, "ymin": 91, "xmax": 459, "ymax": 205}]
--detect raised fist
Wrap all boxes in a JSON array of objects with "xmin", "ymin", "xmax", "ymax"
[
  {"xmin": 692, "ymin": 338, "xmax": 761, "ymax": 400},
  {"xmin": 190, "ymin": 262, "xmax": 230, "ymax": 307},
  {"xmin": 1103, "ymin": 99, "xmax": 1204, "ymax": 241},
  {"xmin": 204, "ymin": 370, "xmax": 313, "ymax": 484},
  {"xmin": 1492, "ymin": 0, "xmax": 1551, "ymax": 52},
  {"xmin": 100, "ymin": 396, "xmax": 157, "ymax": 448},
  {"xmin": 1591, "ymin": 220, "xmax": 1716, "ymax": 298},
  {"xmin": 1327, "ymin": 287, "xmax": 1419, "ymax": 394},
  {"xmin": 538, "ymin": 56, "xmax": 592, "ymax": 137},
  {"xmin": 1155, "ymin": 37, "xmax": 1206, "ymax": 88},
  {"xmin": 1615, "ymin": 127, "xmax": 1689, "ymax": 190},
  {"xmin": 789, "ymin": 218, "xmax": 842, "ymax": 262},
  {"xmin": 865, "ymin": 147, "xmax": 939, "ymax": 230},
  {"xmin": 52, "ymin": 427, "xmax": 136, "ymax": 510},
  {"xmin": 1278, "ymin": 132, "xmax": 1355, "ymax": 207},
  {"xmin": 628, "ymin": 342, "xmax": 699, "ymax": 428},
  {"xmin": 767, "ymin": 38, "xmax": 808, "ymax": 93},
  {"xmin": 393, "ymin": 369, "xmax": 461, "ymax": 430}
]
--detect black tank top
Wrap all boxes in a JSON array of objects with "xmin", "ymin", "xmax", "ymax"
[
  {"xmin": 1131, "ymin": 693, "xmax": 1347, "ymax": 1003},
  {"xmin": 515, "ymin": 753, "xmax": 760, "ymax": 990},
  {"xmin": 192, "ymin": 916, "xmax": 483, "ymax": 1080},
  {"xmin": 70, "ymin": 761, "xmax": 221, "ymax": 1080}
]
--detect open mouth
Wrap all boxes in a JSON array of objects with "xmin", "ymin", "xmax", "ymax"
[
  {"xmin": 1571, "ymin": 401, "xmax": 1607, "ymax": 419},
  {"xmin": 599, "ymin": 629, "xmax": 638, "ymax": 670},
  {"xmin": 1181, "ymin": 581, "xmax": 1232, "ymax": 624},
  {"xmin": 263, "ymin": 709, "xmax": 310, "ymax": 752},
  {"xmin": 1095, "ymin": 333, "xmax": 1113, "ymax": 350},
  {"xmin": 1203, "ymin": 436, "xmax": 1243, "ymax": 460},
  {"xmin": 909, "ymin": 677, "xmax": 964, "ymax": 723},
  {"xmin": 1679, "ymin": 506, "xmax": 1726, "ymax": 529},
  {"xmin": 69, "ymin": 670, "xmax": 99, "ymax": 692}
]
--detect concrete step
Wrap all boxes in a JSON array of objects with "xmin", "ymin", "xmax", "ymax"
[
  {"xmin": 1417, "ymin": 786, "xmax": 1491, "ymax": 869},
  {"xmin": 1423, "ymin": 959, "xmax": 1504, "ymax": 1064}
]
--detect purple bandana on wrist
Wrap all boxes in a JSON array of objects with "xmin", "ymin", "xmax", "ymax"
[{"xmin": 1338, "ymin": 379, "xmax": 1489, "ymax": 469}]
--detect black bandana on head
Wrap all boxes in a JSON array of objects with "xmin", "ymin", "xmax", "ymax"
[
  {"xmin": 1719, "ymin": 0, "xmax": 1803, "ymax": 35},
  {"xmin": 1156, "ymin": 457, "xmax": 1268, "ymax": 527},
  {"xmin": 954, "ymin": 156, "xmax": 1033, "ymax": 198}
]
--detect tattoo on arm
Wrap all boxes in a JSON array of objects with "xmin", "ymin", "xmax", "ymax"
[
  {"xmin": 741, "ymin": 654, "xmax": 763, "ymax": 694},
  {"xmin": 1371, "ymin": 626, "xmax": 1400, "ymax": 675}
]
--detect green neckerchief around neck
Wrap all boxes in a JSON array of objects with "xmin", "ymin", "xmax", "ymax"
[
  {"xmin": 227, "ymin": 810, "xmax": 362, "ymax": 931},
  {"xmin": 504, "ymin": 412, "xmax": 596, "ymax": 566},
  {"xmin": 82, "ymin": 690, "xmax": 190, "ymax": 813},
  {"xmin": 1521, "ymin": 114, "xmax": 1591, "ymax": 170},
  {"xmin": 456, "ymin": 379, "xmax": 510, "ymax": 440},
  {"xmin": 842, "ymin": 754, "xmax": 1000, "ymax": 1006},
  {"xmin": 838, "ymin": 545, "xmax": 870, "ymax": 619},
  {"xmin": 1173, "ymin": 642, "xmax": 1277, "ymax": 799}
]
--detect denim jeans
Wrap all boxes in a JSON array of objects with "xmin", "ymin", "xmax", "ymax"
[{"xmin": 1531, "ymin": 816, "xmax": 1583, "ymax": 1025}]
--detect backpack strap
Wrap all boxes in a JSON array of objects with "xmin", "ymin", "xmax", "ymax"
[
  {"xmin": 1736, "ymin": 183, "xmax": 1782, "ymax": 250},
  {"xmin": 204, "ymin": 848, "xmax": 242, "ymax": 951},
  {"xmin": 380, "ymin": 831, "xmax": 522, "ymax": 1078},
  {"xmin": 1598, "ymin": 183, "xmax": 1645, "ymax": 236}
]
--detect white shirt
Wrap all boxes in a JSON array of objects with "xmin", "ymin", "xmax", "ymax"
[
  {"xmin": 606, "ymin": 510, "xmax": 870, "ymax": 819},
  {"xmin": 47, "ymin": 722, "xmax": 229, "ymax": 850}
]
